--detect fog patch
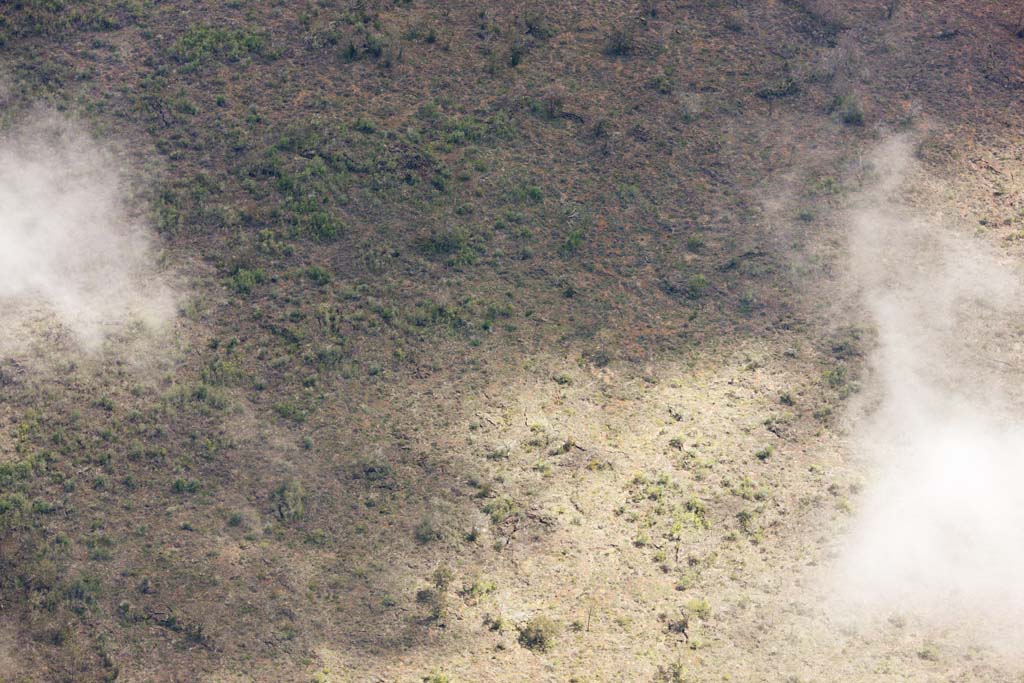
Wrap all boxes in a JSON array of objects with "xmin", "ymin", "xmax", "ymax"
[
  {"xmin": 831, "ymin": 136, "xmax": 1024, "ymax": 652},
  {"xmin": 0, "ymin": 111, "xmax": 175, "ymax": 353}
]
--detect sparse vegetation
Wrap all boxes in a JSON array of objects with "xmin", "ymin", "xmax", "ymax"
[{"xmin": 0, "ymin": 1, "xmax": 1015, "ymax": 680}]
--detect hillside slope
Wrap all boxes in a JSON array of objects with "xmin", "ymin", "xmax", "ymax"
[{"xmin": 2, "ymin": 1, "xmax": 1023, "ymax": 681}]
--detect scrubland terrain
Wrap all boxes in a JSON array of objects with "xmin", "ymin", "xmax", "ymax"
[{"xmin": 2, "ymin": 1, "xmax": 1024, "ymax": 681}]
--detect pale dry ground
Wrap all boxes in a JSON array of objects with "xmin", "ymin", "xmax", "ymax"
[
  {"xmin": 291, "ymin": 345, "xmax": 1020, "ymax": 683},
  {"xmin": 282, "ymin": 142, "xmax": 1024, "ymax": 683}
]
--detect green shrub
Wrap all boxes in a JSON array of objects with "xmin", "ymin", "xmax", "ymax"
[
  {"xmin": 228, "ymin": 268, "xmax": 265, "ymax": 295},
  {"xmin": 272, "ymin": 479, "xmax": 306, "ymax": 522},
  {"xmin": 462, "ymin": 576, "xmax": 497, "ymax": 603},
  {"xmin": 685, "ymin": 597, "xmax": 711, "ymax": 620},
  {"xmin": 685, "ymin": 274, "xmax": 708, "ymax": 299},
  {"xmin": 0, "ymin": 492, "xmax": 27, "ymax": 528},
  {"xmin": 420, "ymin": 227, "xmax": 470, "ymax": 255},
  {"xmin": 300, "ymin": 211, "xmax": 344, "ymax": 243},
  {"xmin": 825, "ymin": 366, "xmax": 848, "ymax": 389},
  {"xmin": 171, "ymin": 26, "xmax": 274, "ymax": 71},
  {"xmin": 756, "ymin": 77, "xmax": 799, "ymax": 101},
  {"xmin": 483, "ymin": 497, "xmax": 519, "ymax": 524},
  {"xmin": 813, "ymin": 176, "xmax": 842, "ymax": 195},
  {"xmin": 483, "ymin": 613, "xmax": 505, "ymax": 631},
  {"xmin": 682, "ymin": 497, "xmax": 709, "ymax": 528},
  {"xmin": 604, "ymin": 26, "xmax": 636, "ymax": 56},
  {"xmin": 828, "ymin": 95, "xmax": 864, "ymax": 126},
  {"xmin": 522, "ymin": 10, "xmax": 553, "ymax": 39},
  {"xmin": 654, "ymin": 661, "xmax": 688, "ymax": 683},
  {"xmin": 65, "ymin": 574, "xmax": 102, "ymax": 605},
  {"xmin": 273, "ymin": 401, "xmax": 307, "ymax": 423},
  {"xmin": 518, "ymin": 615, "xmax": 558, "ymax": 652},
  {"xmin": 410, "ymin": 301, "xmax": 468, "ymax": 333},
  {"xmin": 417, "ymin": 574, "xmax": 449, "ymax": 621},
  {"xmin": 649, "ymin": 73, "xmax": 673, "ymax": 94},
  {"xmin": 417, "ymin": 228, "xmax": 480, "ymax": 267},
  {"xmin": 432, "ymin": 566, "xmax": 454, "ymax": 591},
  {"xmin": 304, "ymin": 266, "xmax": 332, "ymax": 286},
  {"xmin": 171, "ymin": 478, "xmax": 199, "ymax": 494},
  {"xmin": 842, "ymin": 100, "xmax": 864, "ymax": 125},
  {"xmin": 415, "ymin": 519, "xmax": 443, "ymax": 544},
  {"xmin": 560, "ymin": 227, "xmax": 585, "ymax": 256}
]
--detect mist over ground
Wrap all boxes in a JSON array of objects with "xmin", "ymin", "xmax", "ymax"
[
  {"xmin": 833, "ymin": 137, "xmax": 1024, "ymax": 651},
  {"xmin": 0, "ymin": 112, "xmax": 175, "ymax": 353}
]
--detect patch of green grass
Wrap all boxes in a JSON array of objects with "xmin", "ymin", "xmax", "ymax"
[
  {"xmin": 86, "ymin": 534, "xmax": 115, "ymax": 561},
  {"xmin": 0, "ymin": 0, "xmax": 141, "ymax": 44},
  {"xmin": 171, "ymin": 25, "xmax": 275, "ymax": 71}
]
